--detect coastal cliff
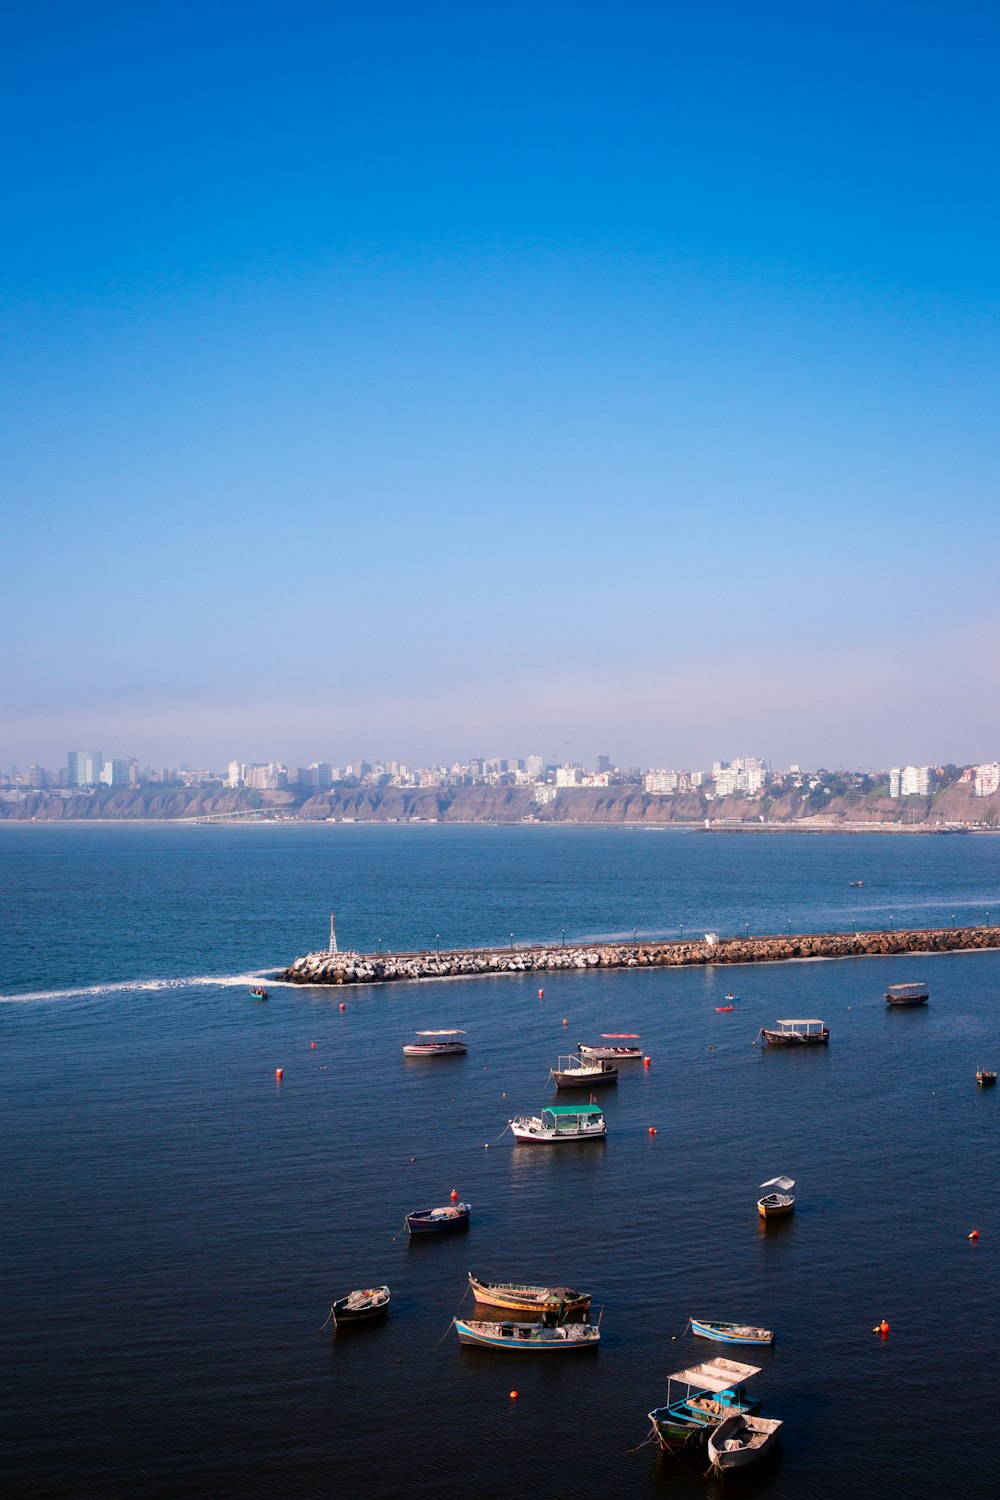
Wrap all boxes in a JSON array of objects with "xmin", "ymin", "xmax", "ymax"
[
  {"xmin": 3, "ymin": 781, "xmax": 999, "ymax": 826},
  {"xmin": 277, "ymin": 924, "xmax": 1000, "ymax": 987}
]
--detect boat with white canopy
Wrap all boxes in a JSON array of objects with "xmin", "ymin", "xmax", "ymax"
[
  {"xmin": 402, "ymin": 1029, "xmax": 467, "ymax": 1057},
  {"xmin": 647, "ymin": 1357, "xmax": 763, "ymax": 1450},
  {"xmin": 757, "ymin": 1176, "xmax": 795, "ymax": 1218},
  {"xmin": 577, "ymin": 1033, "xmax": 642, "ymax": 1060},
  {"xmin": 758, "ymin": 1018, "xmax": 829, "ymax": 1046},
  {"xmin": 549, "ymin": 1054, "xmax": 618, "ymax": 1089}
]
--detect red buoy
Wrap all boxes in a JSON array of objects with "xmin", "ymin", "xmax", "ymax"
[
  {"xmin": 969, "ymin": 1229, "xmax": 980, "ymax": 1240},
  {"xmin": 339, "ymin": 1002, "xmax": 346, "ymax": 1012},
  {"xmin": 450, "ymin": 1188, "xmax": 458, "ymax": 1201},
  {"xmin": 509, "ymin": 1390, "xmax": 518, "ymax": 1400},
  {"xmin": 538, "ymin": 988, "xmax": 544, "ymax": 999},
  {"xmin": 644, "ymin": 1055, "xmax": 651, "ymax": 1067},
  {"xmin": 648, "ymin": 1126, "xmax": 657, "ymax": 1135},
  {"xmin": 310, "ymin": 1042, "xmax": 317, "ymax": 1049},
  {"xmin": 275, "ymin": 1068, "xmax": 283, "ymax": 1079}
]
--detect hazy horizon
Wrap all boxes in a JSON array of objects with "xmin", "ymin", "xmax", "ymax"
[{"xmin": 4, "ymin": 3, "xmax": 998, "ymax": 771}]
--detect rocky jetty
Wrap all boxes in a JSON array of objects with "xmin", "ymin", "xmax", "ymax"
[{"xmin": 276, "ymin": 925, "xmax": 1000, "ymax": 987}]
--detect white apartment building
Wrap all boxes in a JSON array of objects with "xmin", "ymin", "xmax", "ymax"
[
  {"xmin": 889, "ymin": 766, "xmax": 933, "ymax": 798},
  {"xmin": 533, "ymin": 784, "xmax": 558, "ymax": 805},
  {"xmin": 644, "ymin": 769, "xmax": 679, "ymax": 794},
  {"xmin": 556, "ymin": 766, "xmax": 583, "ymax": 787},
  {"xmin": 226, "ymin": 760, "xmax": 245, "ymax": 788},
  {"xmin": 974, "ymin": 762, "xmax": 1000, "ymax": 797},
  {"xmin": 712, "ymin": 757, "xmax": 769, "ymax": 797}
]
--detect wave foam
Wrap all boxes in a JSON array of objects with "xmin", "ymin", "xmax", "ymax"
[{"xmin": 0, "ymin": 973, "xmax": 279, "ymax": 1005}]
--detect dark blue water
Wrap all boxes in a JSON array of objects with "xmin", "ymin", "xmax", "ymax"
[{"xmin": 2, "ymin": 824, "xmax": 999, "ymax": 1498}]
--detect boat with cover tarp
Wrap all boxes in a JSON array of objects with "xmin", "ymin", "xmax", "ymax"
[
  {"xmin": 708, "ymin": 1412, "xmax": 783, "ymax": 1473},
  {"xmin": 577, "ymin": 1033, "xmax": 642, "ymax": 1060},
  {"xmin": 453, "ymin": 1314, "xmax": 600, "ymax": 1352},
  {"xmin": 758, "ymin": 1018, "xmax": 829, "ymax": 1046},
  {"xmin": 327, "ymin": 1285, "xmax": 390, "ymax": 1324},
  {"xmin": 549, "ymin": 1054, "xmax": 618, "ymax": 1089},
  {"xmin": 885, "ymin": 982, "xmax": 929, "ymax": 1007},
  {"xmin": 509, "ymin": 1104, "xmax": 607, "ymax": 1144},
  {"xmin": 648, "ymin": 1358, "xmax": 763, "ymax": 1451},
  {"xmin": 405, "ymin": 1202, "xmax": 471, "ymax": 1234},
  {"xmin": 468, "ymin": 1273, "xmax": 591, "ymax": 1315},
  {"xmin": 402, "ymin": 1029, "xmax": 467, "ymax": 1056},
  {"xmin": 691, "ymin": 1318, "xmax": 774, "ymax": 1347},
  {"xmin": 757, "ymin": 1176, "xmax": 795, "ymax": 1218}
]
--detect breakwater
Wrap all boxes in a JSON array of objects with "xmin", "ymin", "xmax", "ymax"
[{"xmin": 276, "ymin": 924, "xmax": 1000, "ymax": 987}]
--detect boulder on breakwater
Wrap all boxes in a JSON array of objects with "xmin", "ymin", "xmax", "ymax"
[{"xmin": 275, "ymin": 926, "xmax": 1000, "ymax": 987}]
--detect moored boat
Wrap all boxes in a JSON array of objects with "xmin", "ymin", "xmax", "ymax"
[
  {"xmin": 329, "ymin": 1285, "xmax": 390, "ymax": 1323},
  {"xmin": 468, "ymin": 1272, "xmax": 591, "ymax": 1315},
  {"xmin": 453, "ymin": 1316, "xmax": 600, "ymax": 1351},
  {"xmin": 691, "ymin": 1318, "xmax": 775, "ymax": 1347},
  {"xmin": 977, "ymin": 1070, "xmax": 997, "ymax": 1087},
  {"xmin": 577, "ymin": 1033, "xmax": 642, "ymax": 1061},
  {"xmin": 885, "ymin": 982, "xmax": 929, "ymax": 1007},
  {"xmin": 549, "ymin": 1054, "xmax": 618, "ymax": 1089},
  {"xmin": 757, "ymin": 1175, "xmax": 795, "ymax": 1218},
  {"xmin": 708, "ymin": 1412, "xmax": 783, "ymax": 1473},
  {"xmin": 509, "ymin": 1104, "xmax": 607, "ymax": 1143},
  {"xmin": 647, "ymin": 1358, "xmax": 763, "ymax": 1450},
  {"xmin": 402, "ymin": 1029, "xmax": 467, "ymax": 1057},
  {"xmin": 249, "ymin": 985, "xmax": 269, "ymax": 1000},
  {"xmin": 758, "ymin": 1018, "xmax": 829, "ymax": 1046},
  {"xmin": 405, "ymin": 1202, "xmax": 471, "ymax": 1234}
]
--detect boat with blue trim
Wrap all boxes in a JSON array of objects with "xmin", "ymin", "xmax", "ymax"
[
  {"xmin": 648, "ymin": 1358, "xmax": 763, "ymax": 1451},
  {"xmin": 690, "ymin": 1318, "xmax": 774, "ymax": 1347},
  {"xmin": 453, "ymin": 1315, "xmax": 600, "ymax": 1351}
]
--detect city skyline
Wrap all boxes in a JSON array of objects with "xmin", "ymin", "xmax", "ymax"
[{"xmin": 3, "ymin": 5, "xmax": 999, "ymax": 766}]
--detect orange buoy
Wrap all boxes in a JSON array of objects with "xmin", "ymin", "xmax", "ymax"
[
  {"xmin": 879, "ymin": 1320, "xmax": 890, "ymax": 1336},
  {"xmin": 538, "ymin": 989, "xmax": 544, "ymax": 999},
  {"xmin": 310, "ymin": 1042, "xmax": 317, "ymax": 1049},
  {"xmin": 450, "ymin": 1188, "xmax": 458, "ymax": 1201},
  {"xmin": 643, "ymin": 1055, "xmax": 651, "ymax": 1067},
  {"xmin": 562, "ymin": 1018, "xmax": 568, "ymax": 1026},
  {"xmin": 275, "ymin": 1068, "xmax": 283, "ymax": 1079},
  {"xmin": 969, "ymin": 1229, "xmax": 980, "ymax": 1240},
  {"xmin": 339, "ymin": 1002, "xmax": 346, "ymax": 1011},
  {"xmin": 509, "ymin": 1390, "xmax": 518, "ymax": 1400},
  {"xmin": 648, "ymin": 1126, "xmax": 657, "ymax": 1135}
]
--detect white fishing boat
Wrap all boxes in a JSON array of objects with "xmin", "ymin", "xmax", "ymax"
[
  {"xmin": 758, "ymin": 1018, "xmax": 829, "ymax": 1046},
  {"xmin": 577, "ymin": 1033, "xmax": 642, "ymax": 1060},
  {"xmin": 509, "ymin": 1104, "xmax": 607, "ymax": 1143},
  {"xmin": 549, "ymin": 1054, "xmax": 618, "ymax": 1089},
  {"xmin": 708, "ymin": 1411, "xmax": 783, "ymax": 1472},
  {"xmin": 402, "ymin": 1029, "xmax": 467, "ymax": 1057}
]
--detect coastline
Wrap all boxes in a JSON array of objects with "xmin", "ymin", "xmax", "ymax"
[{"xmin": 277, "ymin": 923, "xmax": 1000, "ymax": 987}]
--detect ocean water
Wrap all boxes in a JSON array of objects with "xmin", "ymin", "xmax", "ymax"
[{"xmin": 2, "ymin": 823, "xmax": 999, "ymax": 1499}]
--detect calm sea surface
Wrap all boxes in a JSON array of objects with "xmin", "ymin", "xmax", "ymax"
[{"xmin": 2, "ymin": 823, "xmax": 999, "ymax": 1499}]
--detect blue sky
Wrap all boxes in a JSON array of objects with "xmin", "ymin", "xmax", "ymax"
[{"xmin": 3, "ymin": 2, "xmax": 998, "ymax": 771}]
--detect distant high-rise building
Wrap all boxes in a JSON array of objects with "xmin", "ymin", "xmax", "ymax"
[
  {"xmin": 594, "ymin": 754, "xmax": 612, "ymax": 774},
  {"xmin": 68, "ymin": 750, "xmax": 103, "ymax": 786}
]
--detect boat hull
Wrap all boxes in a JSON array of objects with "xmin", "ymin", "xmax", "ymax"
[
  {"xmin": 510, "ymin": 1123, "xmax": 607, "ymax": 1143},
  {"xmin": 402, "ymin": 1043, "xmax": 467, "ymax": 1056},
  {"xmin": 648, "ymin": 1395, "xmax": 762, "ymax": 1450},
  {"xmin": 691, "ymin": 1319, "xmax": 774, "ymax": 1347},
  {"xmin": 550, "ymin": 1066, "xmax": 618, "ymax": 1089},
  {"xmin": 708, "ymin": 1413, "xmax": 783, "ymax": 1472},
  {"xmin": 757, "ymin": 1195, "xmax": 794, "ymax": 1219},
  {"xmin": 454, "ymin": 1318, "xmax": 599, "ymax": 1352},
  {"xmin": 332, "ymin": 1287, "xmax": 390, "ymax": 1322},
  {"xmin": 405, "ymin": 1205, "xmax": 471, "ymax": 1234},
  {"xmin": 577, "ymin": 1044, "xmax": 642, "ymax": 1061},
  {"xmin": 760, "ymin": 1029, "xmax": 828, "ymax": 1046},
  {"xmin": 468, "ymin": 1276, "xmax": 591, "ymax": 1314}
]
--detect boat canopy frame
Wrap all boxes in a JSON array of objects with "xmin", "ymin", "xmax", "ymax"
[
  {"xmin": 759, "ymin": 1175, "xmax": 795, "ymax": 1192},
  {"xmin": 666, "ymin": 1358, "xmax": 762, "ymax": 1395}
]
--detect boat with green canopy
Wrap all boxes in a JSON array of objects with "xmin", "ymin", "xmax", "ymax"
[{"xmin": 509, "ymin": 1104, "xmax": 607, "ymax": 1144}]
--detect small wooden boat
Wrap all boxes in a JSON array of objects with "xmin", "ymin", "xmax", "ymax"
[
  {"xmin": 468, "ymin": 1273, "xmax": 591, "ymax": 1315},
  {"xmin": 977, "ymin": 1070, "xmax": 997, "ymax": 1087},
  {"xmin": 329, "ymin": 1285, "xmax": 390, "ymax": 1323},
  {"xmin": 577, "ymin": 1033, "xmax": 642, "ymax": 1061},
  {"xmin": 757, "ymin": 1176, "xmax": 795, "ymax": 1218},
  {"xmin": 402, "ymin": 1029, "xmax": 467, "ymax": 1057},
  {"xmin": 758, "ymin": 1018, "xmax": 829, "ymax": 1046},
  {"xmin": 549, "ymin": 1054, "xmax": 618, "ymax": 1089},
  {"xmin": 249, "ymin": 985, "xmax": 269, "ymax": 1001},
  {"xmin": 509, "ymin": 1104, "xmax": 606, "ymax": 1143},
  {"xmin": 648, "ymin": 1358, "xmax": 763, "ymax": 1450},
  {"xmin": 849, "ymin": 880, "xmax": 864, "ymax": 887},
  {"xmin": 405, "ymin": 1202, "xmax": 471, "ymax": 1234},
  {"xmin": 885, "ymin": 982, "xmax": 929, "ymax": 1007},
  {"xmin": 453, "ymin": 1316, "xmax": 600, "ymax": 1351},
  {"xmin": 691, "ymin": 1318, "xmax": 774, "ymax": 1347},
  {"xmin": 708, "ymin": 1412, "xmax": 783, "ymax": 1473}
]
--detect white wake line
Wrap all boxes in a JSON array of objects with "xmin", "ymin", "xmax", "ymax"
[{"xmin": 0, "ymin": 972, "xmax": 284, "ymax": 1005}]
